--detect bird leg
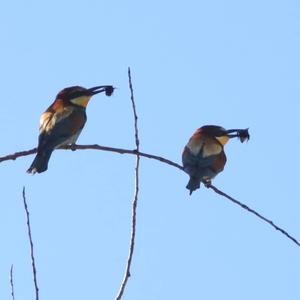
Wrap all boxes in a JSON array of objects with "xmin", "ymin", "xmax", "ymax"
[
  {"xmin": 70, "ymin": 144, "xmax": 77, "ymax": 151},
  {"xmin": 202, "ymin": 179, "xmax": 212, "ymax": 188}
]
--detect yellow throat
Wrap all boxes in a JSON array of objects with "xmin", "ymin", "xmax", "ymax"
[
  {"xmin": 216, "ymin": 135, "xmax": 229, "ymax": 146},
  {"xmin": 70, "ymin": 95, "xmax": 92, "ymax": 107}
]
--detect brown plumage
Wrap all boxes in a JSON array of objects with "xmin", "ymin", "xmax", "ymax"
[
  {"xmin": 27, "ymin": 85, "xmax": 114, "ymax": 174},
  {"xmin": 182, "ymin": 125, "xmax": 249, "ymax": 194}
]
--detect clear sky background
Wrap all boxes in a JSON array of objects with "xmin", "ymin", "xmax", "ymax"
[{"xmin": 1, "ymin": 1, "xmax": 300, "ymax": 299}]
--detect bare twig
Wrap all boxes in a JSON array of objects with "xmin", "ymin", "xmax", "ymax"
[
  {"xmin": 22, "ymin": 187, "xmax": 39, "ymax": 300},
  {"xmin": 0, "ymin": 148, "xmax": 37, "ymax": 163},
  {"xmin": 115, "ymin": 68, "xmax": 141, "ymax": 300},
  {"xmin": 1, "ymin": 145, "xmax": 299, "ymax": 248},
  {"xmin": 208, "ymin": 184, "xmax": 300, "ymax": 247},
  {"xmin": 0, "ymin": 145, "xmax": 182, "ymax": 170},
  {"xmin": 10, "ymin": 265, "xmax": 15, "ymax": 300},
  {"xmin": 1, "ymin": 145, "xmax": 299, "ymax": 247}
]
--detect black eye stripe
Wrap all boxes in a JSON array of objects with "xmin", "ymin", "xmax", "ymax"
[
  {"xmin": 69, "ymin": 91, "xmax": 86, "ymax": 99},
  {"xmin": 56, "ymin": 86, "xmax": 87, "ymax": 100}
]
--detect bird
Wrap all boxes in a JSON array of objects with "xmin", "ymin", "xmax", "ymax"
[
  {"xmin": 27, "ymin": 85, "xmax": 114, "ymax": 174},
  {"xmin": 182, "ymin": 125, "xmax": 249, "ymax": 195}
]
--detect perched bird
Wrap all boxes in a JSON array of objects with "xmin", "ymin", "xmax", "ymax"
[
  {"xmin": 182, "ymin": 125, "xmax": 249, "ymax": 195},
  {"xmin": 27, "ymin": 85, "xmax": 114, "ymax": 174}
]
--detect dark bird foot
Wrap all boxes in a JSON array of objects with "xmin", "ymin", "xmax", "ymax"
[
  {"xmin": 203, "ymin": 179, "xmax": 212, "ymax": 188},
  {"xmin": 70, "ymin": 144, "xmax": 77, "ymax": 151}
]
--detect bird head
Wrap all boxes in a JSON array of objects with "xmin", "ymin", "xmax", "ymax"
[
  {"xmin": 200, "ymin": 125, "xmax": 230, "ymax": 145},
  {"xmin": 56, "ymin": 85, "xmax": 114, "ymax": 108},
  {"xmin": 200, "ymin": 125, "xmax": 250, "ymax": 145}
]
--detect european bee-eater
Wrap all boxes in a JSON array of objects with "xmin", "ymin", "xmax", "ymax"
[
  {"xmin": 27, "ymin": 85, "xmax": 114, "ymax": 174},
  {"xmin": 182, "ymin": 125, "xmax": 249, "ymax": 195}
]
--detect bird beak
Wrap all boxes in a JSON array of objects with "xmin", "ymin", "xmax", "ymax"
[
  {"xmin": 226, "ymin": 128, "xmax": 250, "ymax": 142},
  {"xmin": 88, "ymin": 85, "xmax": 114, "ymax": 96}
]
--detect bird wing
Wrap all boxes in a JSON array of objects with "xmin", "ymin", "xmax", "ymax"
[
  {"xmin": 211, "ymin": 150, "xmax": 226, "ymax": 174},
  {"xmin": 182, "ymin": 146, "xmax": 226, "ymax": 179},
  {"xmin": 183, "ymin": 134, "xmax": 223, "ymax": 164},
  {"xmin": 182, "ymin": 133, "xmax": 225, "ymax": 176},
  {"xmin": 182, "ymin": 146, "xmax": 218, "ymax": 167},
  {"xmin": 38, "ymin": 105, "xmax": 86, "ymax": 151}
]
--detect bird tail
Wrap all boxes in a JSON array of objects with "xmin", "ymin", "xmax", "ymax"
[
  {"xmin": 27, "ymin": 150, "xmax": 53, "ymax": 174},
  {"xmin": 186, "ymin": 176, "xmax": 201, "ymax": 195}
]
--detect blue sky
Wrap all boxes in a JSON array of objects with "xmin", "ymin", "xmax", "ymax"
[{"xmin": 1, "ymin": 0, "xmax": 300, "ymax": 299}]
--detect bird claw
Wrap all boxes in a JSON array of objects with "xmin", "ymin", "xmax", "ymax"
[
  {"xmin": 70, "ymin": 144, "xmax": 77, "ymax": 151},
  {"xmin": 202, "ymin": 179, "xmax": 211, "ymax": 188}
]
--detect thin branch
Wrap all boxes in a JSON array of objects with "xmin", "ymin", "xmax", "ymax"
[
  {"xmin": 115, "ymin": 68, "xmax": 141, "ymax": 300},
  {"xmin": 208, "ymin": 184, "xmax": 300, "ymax": 247},
  {"xmin": 1, "ymin": 146, "xmax": 299, "ymax": 247},
  {"xmin": 1, "ymin": 145, "xmax": 299, "ymax": 248},
  {"xmin": 10, "ymin": 265, "xmax": 15, "ymax": 300},
  {"xmin": 128, "ymin": 68, "xmax": 140, "ymax": 150},
  {"xmin": 22, "ymin": 187, "xmax": 39, "ymax": 300},
  {"xmin": 1, "ymin": 146, "xmax": 299, "ymax": 249},
  {"xmin": 0, "ymin": 148, "xmax": 37, "ymax": 163},
  {"xmin": 0, "ymin": 145, "xmax": 182, "ymax": 170}
]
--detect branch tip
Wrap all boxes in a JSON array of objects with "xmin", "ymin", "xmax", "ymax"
[{"xmin": 22, "ymin": 187, "xmax": 40, "ymax": 300}]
